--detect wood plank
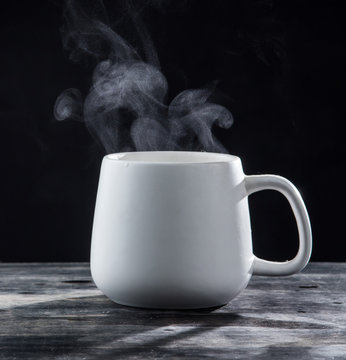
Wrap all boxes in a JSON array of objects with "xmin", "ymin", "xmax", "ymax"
[{"xmin": 0, "ymin": 263, "xmax": 345, "ymax": 359}]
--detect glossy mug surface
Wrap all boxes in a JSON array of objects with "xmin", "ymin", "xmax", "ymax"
[{"xmin": 91, "ymin": 151, "xmax": 312, "ymax": 309}]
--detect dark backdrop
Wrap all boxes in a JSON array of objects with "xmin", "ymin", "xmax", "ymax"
[{"xmin": 1, "ymin": 0, "xmax": 345, "ymax": 261}]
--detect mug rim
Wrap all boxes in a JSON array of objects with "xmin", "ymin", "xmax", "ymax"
[{"xmin": 105, "ymin": 151, "xmax": 239, "ymax": 164}]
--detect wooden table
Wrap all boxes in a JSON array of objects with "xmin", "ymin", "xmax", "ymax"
[{"xmin": 0, "ymin": 263, "xmax": 345, "ymax": 359}]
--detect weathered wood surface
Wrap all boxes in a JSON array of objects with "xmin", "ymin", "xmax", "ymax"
[{"xmin": 0, "ymin": 263, "xmax": 345, "ymax": 359}]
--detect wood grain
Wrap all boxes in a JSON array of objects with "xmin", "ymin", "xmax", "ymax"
[{"xmin": 0, "ymin": 263, "xmax": 345, "ymax": 359}]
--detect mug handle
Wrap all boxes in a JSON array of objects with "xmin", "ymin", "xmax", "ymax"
[{"xmin": 245, "ymin": 175, "xmax": 312, "ymax": 276}]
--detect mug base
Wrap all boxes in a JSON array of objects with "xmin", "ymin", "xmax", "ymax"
[{"xmin": 106, "ymin": 296, "xmax": 229, "ymax": 310}]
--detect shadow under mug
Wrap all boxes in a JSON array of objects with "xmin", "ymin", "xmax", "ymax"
[{"xmin": 90, "ymin": 151, "xmax": 312, "ymax": 309}]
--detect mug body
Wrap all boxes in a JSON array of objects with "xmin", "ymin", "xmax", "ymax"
[{"xmin": 90, "ymin": 151, "xmax": 254, "ymax": 309}]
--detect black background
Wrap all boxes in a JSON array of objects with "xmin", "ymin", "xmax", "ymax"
[{"xmin": 0, "ymin": 0, "xmax": 345, "ymax": 262}]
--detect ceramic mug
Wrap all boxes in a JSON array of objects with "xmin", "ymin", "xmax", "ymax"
[{"xmin": 91, "ymin": 151, "xmax": 312, "ymax": 309}]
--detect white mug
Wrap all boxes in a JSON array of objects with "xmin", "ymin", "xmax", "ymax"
[{"xmin": 90, "ymin": 151, "xmax": 312, "ymax": 309}]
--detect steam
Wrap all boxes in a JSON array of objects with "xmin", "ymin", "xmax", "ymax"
[
  {"xmin": 54, "ymin": 88, "xmax": 83, "ymax": 121},
  {"xmin": 54, "ymin": 0, "xmax": 233, "ymax": 153}
]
